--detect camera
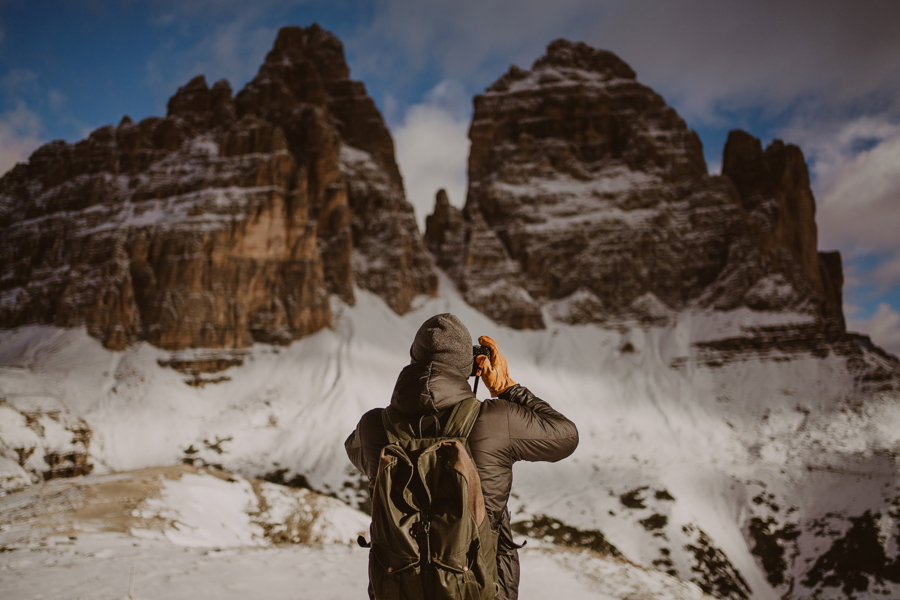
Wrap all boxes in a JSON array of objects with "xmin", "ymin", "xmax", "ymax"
[{"xmin": 471, "ymin": 345, "xmax": 492, "ymax": 377}]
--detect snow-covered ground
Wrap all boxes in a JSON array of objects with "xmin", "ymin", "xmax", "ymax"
[
  {"xmin": 2, "ymin": 271, "xmax": 900, "ymax": 598},
  {"xmin": 0, "ymin": 532, "xmax": 711, "ymax": 600},
  {"xmin": 0, "ymin": 466, "xmax": 711, "ymax": 600}
]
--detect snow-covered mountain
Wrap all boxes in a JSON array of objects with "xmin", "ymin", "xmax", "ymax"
[
  {"xmin": 2, "ymin": 26, "xmax": 900, "ymax": 600},
  {"xmin": 427, "ymin": 39, "xmax": 844, "ymax": 336}
]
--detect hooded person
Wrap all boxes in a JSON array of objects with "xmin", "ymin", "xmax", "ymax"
[
  {"xmin": 345, "ymin": 313, "xmax": 579, "ymax": 600},
  {"xmin": 345, "ymin": 313, "xmax": 578, "ymax": 600}
]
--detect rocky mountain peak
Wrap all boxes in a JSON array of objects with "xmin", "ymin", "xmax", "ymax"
[
  {"xmin": 534, "ymin": 38, "xmax": 637, "ymax": 80},
  {"xmin": 167, "ymin": 74, "xmax": 211, "ymax": 116},
  {"xmin": 0, "ymin": 24, "xmax": 435, "ymax": 351},
  {"xmin": 428, "ymin": 39, "xmax": 844, "ymax": 335},
  {"xmin": 167, "ymin": 75, "xmax": 235, "ymax": 129},
  {"xmin": 723, "ymin": 130, "xmax": 812, "ymax": 209},
  {"xmin": 424, "ymin": 188, "xmax": 466, "ymax": 273},
  {"xmin": 472, "ymin": 41, "xmax": 707, "ymax": 186},
  {"xmin": 266, "ymin": 24, "xmax": 350, "ymax": 81}
]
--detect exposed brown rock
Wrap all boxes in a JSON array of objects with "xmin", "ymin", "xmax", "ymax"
[
  {"xmin": 425, "ymin": 189, "xmax": 543, "ymax": 328},
  {"xmin": 0, "ymin": 401, "xmax": 95, "ymax": 487},
  {"xmin": 424, "ymin": 189, "xmax": 467, "ymax": 272},
  {"xmin": 167, "ymin": 76, "xmax": 236, "ymax": 131},
  {"xmin": 717, "ymin": 130, "xmax": 843, "ymax": 327},
  {"xmin": 818, "ymin": 250, "xmax": 845, "ymax": 332},
  {"xmin": 0, "ymin": 24, "xmax": 436, "ymax": 350},
  {"xmin": 1, "ymin": 120, "xmax": 326, "ymax": 350},
  {"xmin": 470, "ymin": 39, "xmax": 706, "ymax": 186},
  {"xmin": 722, "ymin": 131, "xmax": 820, "ymax": 289},
  {"xmin": 235, "ymin": 23, "xmax": 435, "ymax": 313}
]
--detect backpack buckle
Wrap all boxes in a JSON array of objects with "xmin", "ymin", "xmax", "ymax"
[{"xmin": 412, "ymin": 520, "xmax": 432, "ymax": 565}]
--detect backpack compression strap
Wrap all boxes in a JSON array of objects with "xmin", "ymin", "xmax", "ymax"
[
  {"xmin": 382, "ymin": 397, "xmax": 481, "ymax": 444},
  {"xmin": 441, "ymin": 397, "xmax": 481, "ymax": 439}
]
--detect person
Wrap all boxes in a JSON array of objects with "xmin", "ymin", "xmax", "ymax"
[{"xmin": 345, "ymin": 313, "xmax": 579, "ymax": 600}]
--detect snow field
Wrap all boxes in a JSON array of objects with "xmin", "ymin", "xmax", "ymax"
[
  {"xmin": 0, "ymin": 467, "xmax": 711, "ymax": 600},
  {"xmin": 2, "ymin": 271, "xmax": 900, "ymax": 598}
]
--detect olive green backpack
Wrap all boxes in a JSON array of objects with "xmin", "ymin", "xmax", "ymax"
[{"xmin": 364, "ymin": 397, "xmax": 499, "ymax": 600}]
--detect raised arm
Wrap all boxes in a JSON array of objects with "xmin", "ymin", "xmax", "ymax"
[
  {"xmin": 500, "ymin": 384, "xmax": 578, "ymax": 463},
  {"xmin": 475, "ymin": 335, "xmax": 578, "ymax": 463}
]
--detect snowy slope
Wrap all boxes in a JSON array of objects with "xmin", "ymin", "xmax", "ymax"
[
  {"xmin": 2, "ymin": 271, "xmax": 900, "ymax": 598},
  {"xmin": 0, "ymin": 527, "xmax": 712, "ymax": 600},
  {"xmin": 0, "ymin": 465, "xmax": 712, "ymax": 600}
]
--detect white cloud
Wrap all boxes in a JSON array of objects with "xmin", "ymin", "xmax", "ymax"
[
  {"xmin": 594, "ymin": 1, "xmax": 900, "ymax": 121},
  {"xmin": 381, "ymin": 94, "xmax": 401, "ymax": 127},
  {"xmin": 841, "ymin": 262, "xmax": 863, "ymax": 295},
  {"xmin": 775, "ymin": 113, "xmax": 900, "ymax": 338},
  {"xmin": 814, "ymin": 125, "xmax": 900, "ymax": 252},
  {"xmin": 843, "ymin": 302, "xmax": 862, "ymax": 319},
  {"xmin": 346, "ymin": 1, "xmax": 900, "ymax": 126},
  {"xmin": 848, "ymin": 303, "xmax": 900, "ymax": 358},
  {"xmin": 48, "ymin": 89, "xmax": 66, "ymax": 113},
  {"xmin": 0, "ymin": 102, "xmax": 43, "ymax": 176},
  {"xmin": 393, "ymin": 81, "xmax": 471, "ymax": 231},
  {"xmin": 779, "ymin": 115, "xmax": 900, "ymax": 300}
]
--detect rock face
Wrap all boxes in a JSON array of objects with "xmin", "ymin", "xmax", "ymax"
[
  {"xmin": 0, "ymin": 24, "xmax": 436, "ymax": 350},
  {"xmin": 426, "ymin": 39, "xmax": 844, "ymax": 332},
  {"xmin": 714, "ymin": 130, "xmax": 845, "ymax": 332}
]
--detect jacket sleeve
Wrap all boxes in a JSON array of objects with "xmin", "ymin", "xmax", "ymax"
[
  {"xmin": 499, "ymin": 384, "xmax": 578, "ymax": 463},
  {"xmin": 345, "ymin": 427, "xmax": 366, "ymax": 475},
  {"xmin": 344, "ymin": 408, "xmax": 387, "ymax": 480}
]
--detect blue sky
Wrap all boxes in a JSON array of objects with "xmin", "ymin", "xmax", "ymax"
[{"xmin": 1, "ymin": 0, "xmax": 899, "ymax": 354}]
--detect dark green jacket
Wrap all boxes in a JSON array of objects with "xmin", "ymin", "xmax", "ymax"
[{"xmin": 345, "ymin": 360, "xmax": 579, "ymax": 600}]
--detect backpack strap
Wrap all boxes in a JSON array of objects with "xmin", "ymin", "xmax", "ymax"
[
  {"xmin": 381, "ymin": 398, "xmax": 482, "ymax": 443},
  {"xmin": 441, "ymin": 397, "xmax": 481, "ymax": 439},
  {"xmin": 381, "ymin": 406, "xmax": 416, "ymax": 444}
]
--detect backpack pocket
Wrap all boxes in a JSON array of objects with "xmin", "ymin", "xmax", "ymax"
[
  {"xmin": 369, "ymin": 547, "xmax": 421, "ymax": 600},
  {"xmin": 371, "ymin": 445, "xmax": 420, "ymax": 572}
]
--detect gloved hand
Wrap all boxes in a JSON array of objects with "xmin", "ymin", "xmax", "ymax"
[{"xmin": 475, "ymin": 335, "xmax": 516, "ymax": 397}]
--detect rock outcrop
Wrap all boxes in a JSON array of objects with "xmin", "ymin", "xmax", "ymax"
[
  {"xmin": 714, "ymin": 130, "xmax": 845, "ymax": 332},
  {"xmin": 0, "ymin": 24, "xmax": 435, "ymax": 350},
  {"xmin": 426, "ymin": 39, "xmax": 844, "ymax": 332},
  {"xmin": 0, "ymin": 397, "xmax": 94, "ymax": 488}
]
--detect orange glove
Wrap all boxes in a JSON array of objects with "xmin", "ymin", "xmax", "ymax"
[{"xmin": 475, "ymin": 335, "xmax": 516, "ymax": 397}]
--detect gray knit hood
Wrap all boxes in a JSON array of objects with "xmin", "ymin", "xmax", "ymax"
[{"xmin": 409, "ymin": 313, "xmax": 473, "ymax": 377}]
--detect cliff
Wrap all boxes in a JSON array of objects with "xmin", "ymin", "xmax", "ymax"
[
  {"xmin": 426, "ymin": 39, "xmax": 845, "ymax": 334},
  {"xmin": 0, "ymin": 24, "xmax": 436, "ymax": 351}
]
